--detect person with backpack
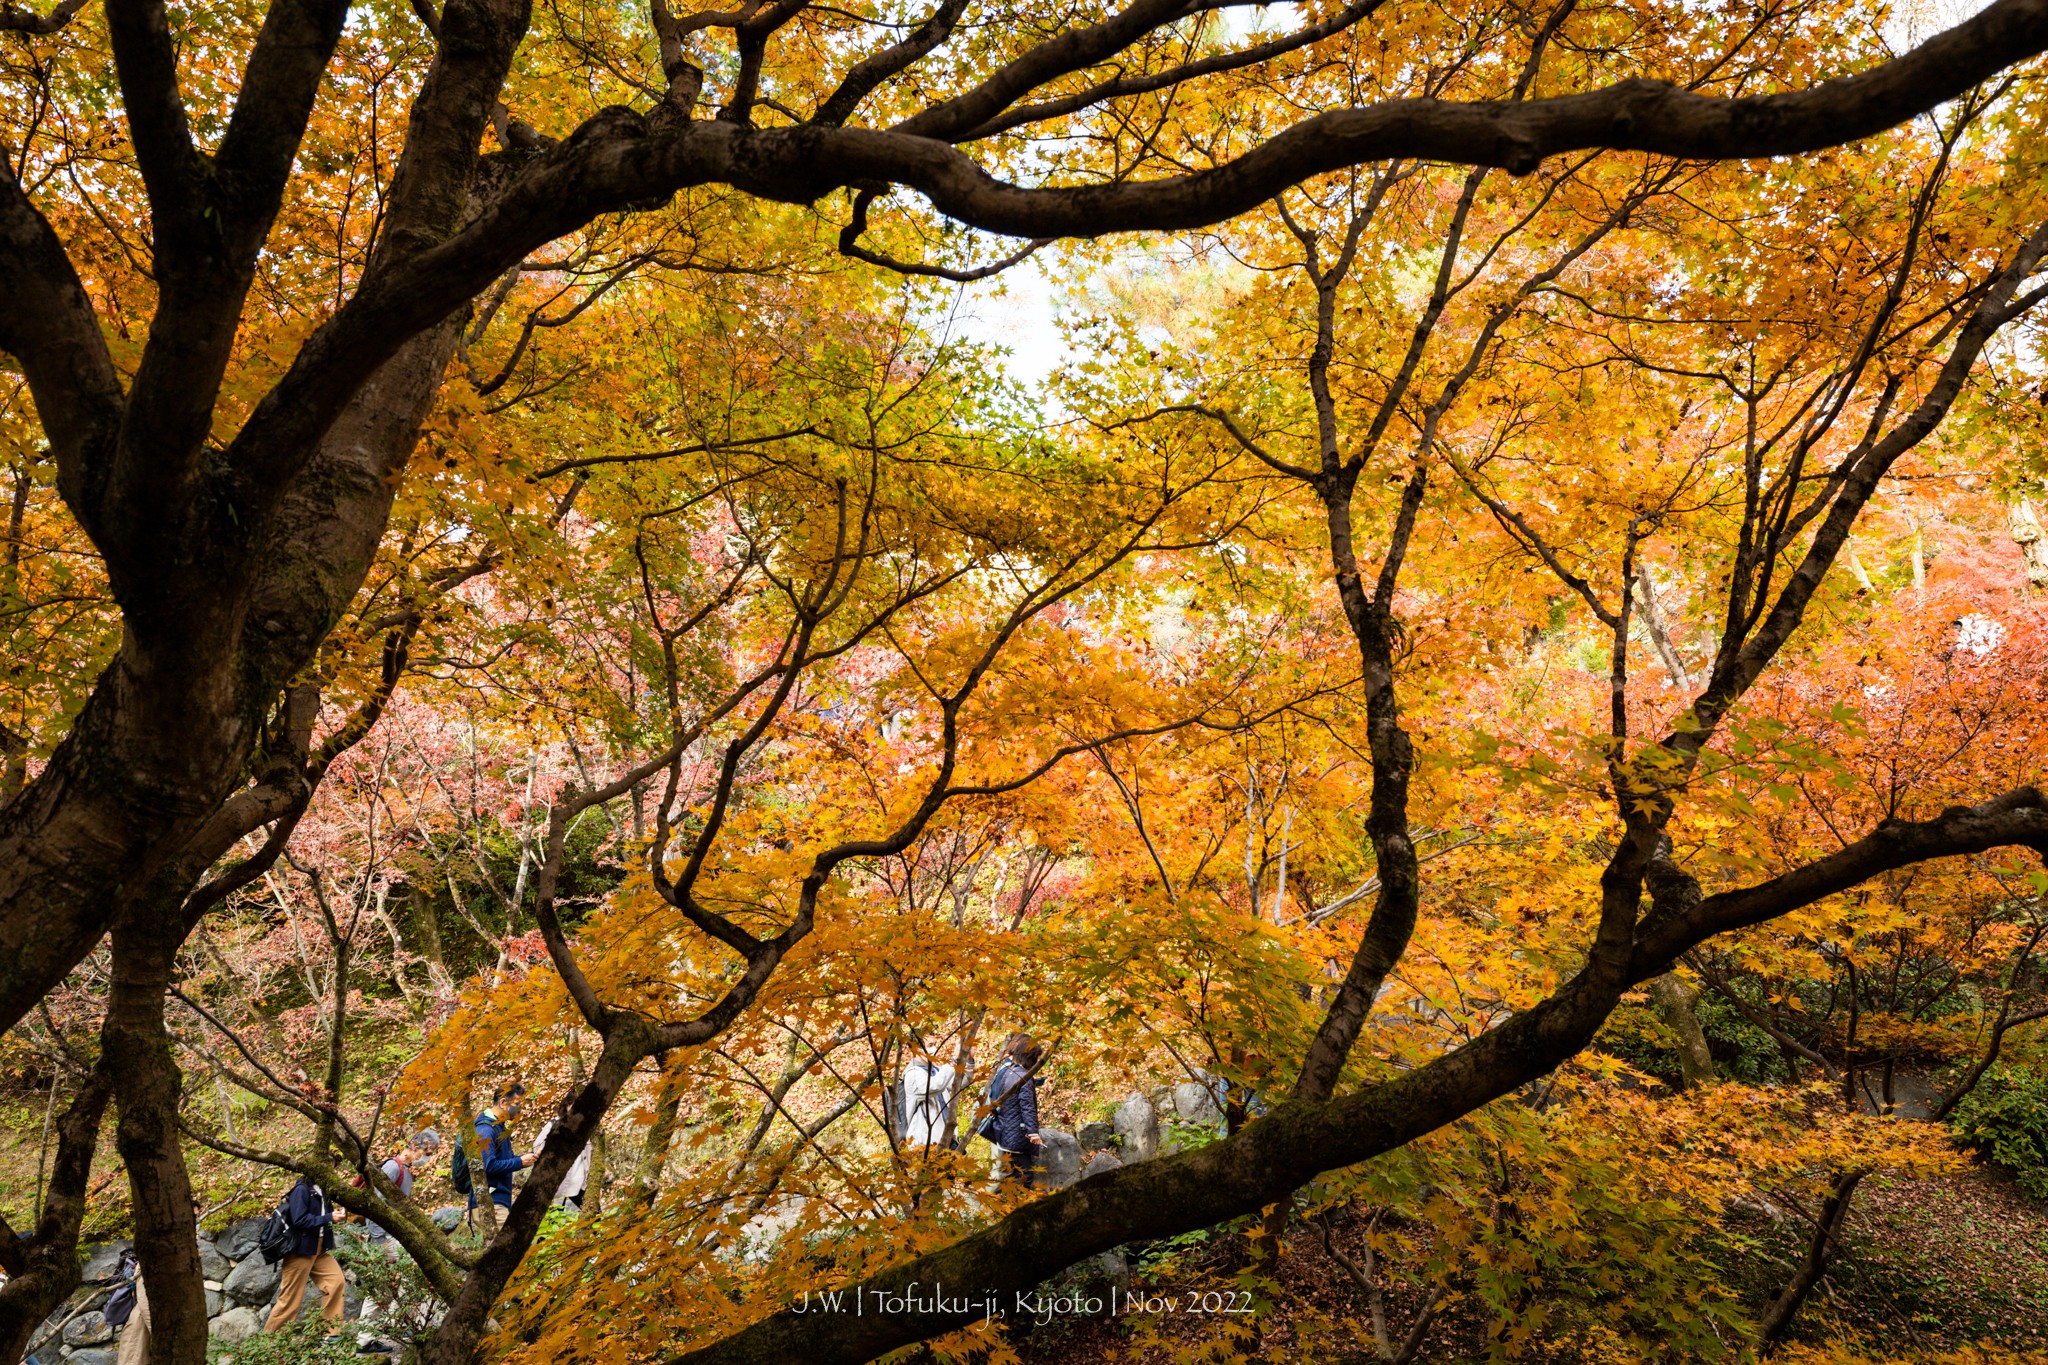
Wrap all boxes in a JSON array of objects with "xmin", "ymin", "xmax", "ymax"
[
  {"xmin": 898, "ymin": 1040, "xmax": 957, "ymax": 1151},
  {"xmin": 108, "ymin": 1246, "xmax": 144, "ymax": 1365},
  {"xmin": 982, "ymin": 1034, "xmax": 1045, "ymax": 1187},
  {"xmin": 363, "ymin": 1129, "xmax": 440, "ymax": 1253},
  {"xmin": 263, "ymin": 1175, "xmax": 346, "ymax": 1336},
  {"xmin": 466, "ymin": 1082, "xmax": 537, "ymax": 1216}
]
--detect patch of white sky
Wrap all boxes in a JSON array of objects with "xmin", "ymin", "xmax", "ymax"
[{"xmin": 934, "ymin": 3, "xmax": 1300, "ymax": 396}]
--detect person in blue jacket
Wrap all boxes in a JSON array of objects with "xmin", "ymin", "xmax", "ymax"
[
  {"xmin": 472, "ymin": 1081, "xmax": 536, "ymax": 1213},
  {"xmin": 263, "ymin": 1176, "xmax": 345, "ymax": 1337},
  {"xmin": 988, "ymin": 1034, "xmax": 1044, "ymax": 1187}
]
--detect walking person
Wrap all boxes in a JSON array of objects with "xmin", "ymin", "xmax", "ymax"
[
  {"xmin": 363, "ymin": 1129, "xmax": 440, "ymax": 1253},
  {"xmin": 264, "ymin": 1175, "xmax": 346, "ymax": 1338},
  {"xmin": 471, "ymin": 1082, "xmax": 537, "ymax": 1220},
  {"xmin": 109, "ymin": 1247, "xmax": 145, "ymax": 1365},
  {"xmin": 531, "ymin": 1097, "xmax": 592, "ymax": 1209},
  {"xmin": 898, "ymin": 1039, "xmax": 957, "ymax": 1151},
  {"xmin": 986, "ymin": 1033, "xmax": 1044, "ymax": 1187}
]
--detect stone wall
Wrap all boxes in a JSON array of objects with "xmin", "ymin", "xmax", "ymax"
[{"xmin": 31, "ymin": 1220, "xmax": 366, "ymax": 1364}]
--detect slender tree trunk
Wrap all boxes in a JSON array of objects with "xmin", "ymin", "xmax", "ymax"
[
  {"xmin": 423, "ymin": 1032, "xmax": 647, "ymax": 1365},
  {"xmin": 1758, "ymin": 1169, "xmax": 1865, "ymax": 1350},
  {"xmin": 1648, "ymin": 973, "xmax": 1717, "ymax": 1088},
  {"xmin": 409, "ymin": 884, "xmax": 456, "ymax": 998},
  {"xmin": 1634, "ymin": 568, "xmax": 1718, "ymax": 1085},
  {"xmin": 633, "ymin": 1056, "xmax": 690, "ymax": 1203}
]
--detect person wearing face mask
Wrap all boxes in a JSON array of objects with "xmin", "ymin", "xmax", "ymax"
[
  {"xmin": 472, "ymin": 1082, "xmax": 537, "ymax": 1216},
  {"xmin": 364, "ymin": 1129, "xmax": 441, "ymax": 1253}
]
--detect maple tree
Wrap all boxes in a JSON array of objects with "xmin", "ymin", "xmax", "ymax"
[{"xmin": 4, "ymin": 0, "xmax": 2048, "ymax": 1363}]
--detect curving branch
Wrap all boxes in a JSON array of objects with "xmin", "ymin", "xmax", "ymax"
[
  {"xmin": 839, "ymin": 187, "xmax": 1049, "ymax": 281},
  {"xmin": 954, "ymin": 0, "xmax": 1392, "ymax": 144},
  {"xmin": 665, "ymin": 790, "xmax": 2048, "ymax": 1365},
  {"xmin": 0, "ymin": 0, "xmax": 85, "ymax": 31},
  {"xmin": 811, "ymin": 0, "xmax": 972, "ymax": 128},
  {"xmin": 217, "ymin": 0, "xmax": 2048, "ymax": 548}
]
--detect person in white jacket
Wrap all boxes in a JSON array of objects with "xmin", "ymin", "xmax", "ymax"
[
  {"xmin": 898, "ymin": 1043, "xmax": 957, "ymax": 1150},
  {"xmin": 533, "ymin": 1097, "xmax": 593, "ymax": 1209}
]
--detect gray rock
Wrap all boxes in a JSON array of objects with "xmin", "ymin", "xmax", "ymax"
[
  {"xmin": 1037, "ymin": 1130, "xmax": 1083, "ymax": 1188},
  {"xmin": 196, "ymin": 1237, "xmax": 234, "ymax": 1281},
  {"xmin": 1171, "ymin": 1079, "xmax": 1222, "ymax": 1124},
  {"xmin": 63, "ymin": 1309, "xmax": 113, "ymax": 1346},
  {"xmin": 430, "ymin": 1207, "xmax": 464, "ymax": 1232},
  {"xmin": 66, "ymin": 1350, "xmax": 117, "ymax": 1365},
  {"xmin": 1080, "ymin": 1150, "xmax": 1124, "ymax": 1181},
  {"xmin": 215, "ymin": 1217, "xmax": 265, "ymax": 1261},
  {"xmin": 207, "ymin": 1287, "xmax": 223, "ymax": 1316},
  {"xmin": 1113, "ymin": 1094, "xmax": 1159, "ymax": 1162},
  {"xmin": 1094, "ymin": 1247, "xmax": 1131, "ymax": 1294},
  {"xmin": 210, "ymin": 1305, "xmax": 263, "ymax": 1343},
  {"xmin": 222, "ymin": 1252, "xmax": 280, "ymax": 1306},
  {"xmin": 1077, "ymin": 1121, "xmax": 1117, "ymax": 1152},
  {"xmin": 79, "ymin": 1242, "xmax": 131, "ymax": 1284}
]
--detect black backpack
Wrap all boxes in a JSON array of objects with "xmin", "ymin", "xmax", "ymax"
[
  {"xmin": 257, "ymin": 1199, "xmax": 296, "ymax": 1263},
  {"xmin": 975, "ymin": 1063, "xmax": 1022, "ymax": 1144},
  {"xmin": 103, "ymin": 1251, "xmax": 139, "ymax": 1327},
  {"xmin": 450, "ymin": 1138, "xmax": 473, "ymax": 1196}
]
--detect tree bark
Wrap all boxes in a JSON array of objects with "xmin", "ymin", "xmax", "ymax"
[
  {"xmin": 1648, "ymin": 972, "xmax": 1717, "ymax": 1088},
  {"xmin": 633, "ymin": 1056, "xmax": 690, "ymax": 1203},
  {"xmin": 103, "ymin": 929, "xmax": 209, "ymax": 1365},
  {"xmin": 653, "ymin": 790, "xmax": 2046, "ymax": 1365},
  {"xmin": 1757, "ymin": 1169, "xmax": 1864, "ymax": 1350},
  {"xmin": 0, "ymin": 1066, "xmax": 111, "ymax": 1365}
]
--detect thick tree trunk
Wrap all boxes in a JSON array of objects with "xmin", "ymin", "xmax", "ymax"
[
  {"xmin": 0, "ymin": 319, "xmax": 462, "ymax": 1361},
  {"xmin": 104, "ymin": 930, "xmax": 210, "ymax": 1365},
  {"xmin": 0, "ymin": 321, "xmax": 460, "ymax": 1042}
]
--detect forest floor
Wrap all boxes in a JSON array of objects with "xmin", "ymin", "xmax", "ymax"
[{"xmin": 1007, "ymin": 1164, "xmax": 2048, "ymax": 1364}]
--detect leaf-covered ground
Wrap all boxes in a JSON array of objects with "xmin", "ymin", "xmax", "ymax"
[
  {"xmin": 1010, "ymin": 1164, "xmax": 2048, "ymax": 1363},
  {"xmin": 1762, "ymin": 1166, "xmax": 2048, "ymax": 1354}
]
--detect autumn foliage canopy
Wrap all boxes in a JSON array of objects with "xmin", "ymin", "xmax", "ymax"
[{"xmin": 4, "ymin": 0, "xmax": 2048, "ymax": 1363}]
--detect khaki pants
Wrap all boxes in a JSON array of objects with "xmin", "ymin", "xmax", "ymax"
[
  {"xmin": 265, "ymin": 1251, "xmax": 346, "ymax": 1331},
  {"xmin": 115, "ymin": 1280, "xmax": 150, "ymax": 1365}
]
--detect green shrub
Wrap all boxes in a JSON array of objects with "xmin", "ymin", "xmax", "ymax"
[
  {"xmin": 1693, "ymin": 989, "xmax": 1791, "ymax": 1084},
  {"xmin": 340, "ymin": 1238, "xmax": 443, "ymax": 1349},
  {"xmin": 1596, "ymin": 993, "xmax": 1788, "ymax": 1088},
  {"xmin": 208, "ymin": 1319, "xmax": 365, "ymax": 1365},
  {"xmin": 1948, "ymin": 1063, "xmax": 2048, "ymax": 1198}
]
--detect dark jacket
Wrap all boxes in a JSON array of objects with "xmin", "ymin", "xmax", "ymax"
[
  {"xmin": 988, "ymin": 1059, "xmax": 1040, "ymax": 1154},
  {"xmin": 283, "ymin": 1177, "xmax": 335, "ymax": 1258},
  {"xmin": 475, "ymin": 1112, "xmax": 523, "ymax": 1209}
]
